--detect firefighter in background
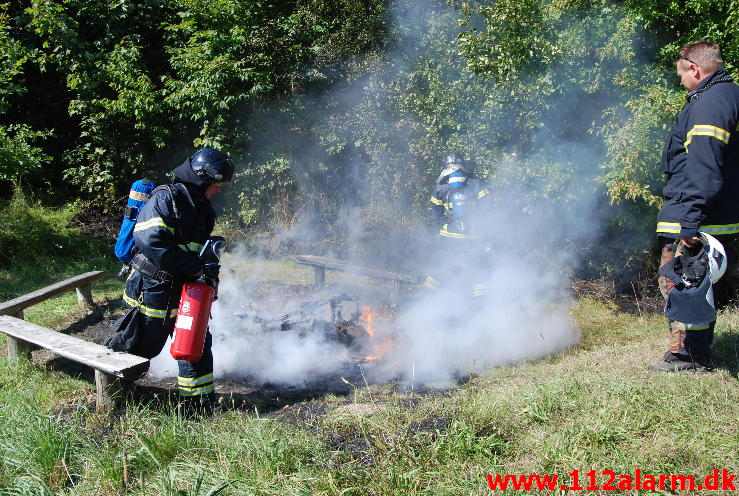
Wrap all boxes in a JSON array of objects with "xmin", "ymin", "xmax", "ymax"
[
  {"xmin": 652, "ymin": 41, "xmax": 739, "ymax": 372},
  {"xmin": 424, "ymin": 152, "xmax": 491, "ymax": 299},
  {"xmin": 106, "ymin": 147, "xmax": 233, "ymax": 411}
]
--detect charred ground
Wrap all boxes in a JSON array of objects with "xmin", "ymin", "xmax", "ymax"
[{"xmin": 26, "ymin": 274, "xmax": 662, "ymax": 420}]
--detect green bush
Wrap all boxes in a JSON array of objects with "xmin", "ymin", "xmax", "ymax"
[
  {"xmin": 0, "ymin": 192, "xmax": 95, "ymax": 269},
  {"xmin": 0, "ymin": 190, "xmax": 119, "ymax": 308}
]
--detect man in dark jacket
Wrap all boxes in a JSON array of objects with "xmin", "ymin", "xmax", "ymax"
[
  {"xmin": 652, "ymin": 41, "xmax": 739, "ymax": 372},
  {"xmin": 109, "ymin": 147, "xmax": 234, "ymax": 408},
  {"xmin": 425, "ymin": 152, "xmax": 492, "ymax": 299}
]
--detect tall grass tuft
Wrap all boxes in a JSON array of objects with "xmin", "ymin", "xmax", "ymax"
[
  {"xmin": 159, "ymin": 467, "xmax": 232, "ymax": 496},
  {"xmin": 0, "ymin": 190, "xmax": 93, "ymax": 270},
  {"xmin": 0, "ymin": 477, "xmax": 53, "ymax": 496},
  {"xmin": 0, "ymin": 405, "xmax": 83, "ymax": 491}
]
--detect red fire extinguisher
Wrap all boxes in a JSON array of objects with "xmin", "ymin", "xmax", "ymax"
[
  {"xmin": 170, "ymin": 281, "xmax": 214, "ymax": 362},
  {"xmin": 169, "ymin": 282, "xmax": 215, "ymax": 363},
  {"xmin": 170, "ymin": 236, "xmax": 224, "ymax": 362}
]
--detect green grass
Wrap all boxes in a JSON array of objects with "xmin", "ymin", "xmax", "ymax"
[
  {"xmin": 1, "ymin": 204, "xmax": 738, "ymax": 495},
  {"xmin": 224, "ymin": 255, "xmax": 398, "ymax": 292},
  {"xmin": 1, "ymin": 291, "xmax": 737, "ymax": 495}
]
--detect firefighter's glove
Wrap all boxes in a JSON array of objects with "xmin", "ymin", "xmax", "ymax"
[{"xmin": 116, "ymin": 264, "xmax": 131, "ymax": 281}]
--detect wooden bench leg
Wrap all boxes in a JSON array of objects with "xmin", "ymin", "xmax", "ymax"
[
  {"xmin": 95, "ymin": 370, "xmax": 124, "ymax": 412},
  {"xmin": 314, "ymin": 267, "xmax": 325, "ymax": 289},
  {"xmin": 7, "ymin": 336, "xmax": 31, "ymax": 361},
  {"xmin": 76, "ymin": 284, "xmax": 94, "ymax": 309}
]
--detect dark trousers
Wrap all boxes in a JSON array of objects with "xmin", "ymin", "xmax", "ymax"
[{"xmin": 128, "ymin": 306, "xmax": 215, "ymax": 401}]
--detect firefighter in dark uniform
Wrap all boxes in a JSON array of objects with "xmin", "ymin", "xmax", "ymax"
[
  {"xmin": 652, "ymin": 41, "xmax": 739, "ymax": 372},
  {"xmin": 424, "ymin": 152, "xmax": 491, "ymax": 299},
  {"xmin": 109, "ymin": 147, "xmax": 234, "ymax": 408}
]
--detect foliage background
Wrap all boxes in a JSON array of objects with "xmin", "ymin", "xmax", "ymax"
[{"xmin": 1, "ymin": 0, "xmax": 737, "ymax": 272}]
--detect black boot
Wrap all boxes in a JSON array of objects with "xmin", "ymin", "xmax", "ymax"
[
  {"xmin": 178, "ymin": 393, "xmax": 220, "ymax": 418},
  {"xmin": 650, "ymin": 350, "xmax": 708, "ymax": 373}
]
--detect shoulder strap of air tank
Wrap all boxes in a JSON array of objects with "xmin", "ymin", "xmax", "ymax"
[
  {"xmin": 149, "ymin": 183, "xmax": 186, "ymax": 239},
  {"xmin": 148, "ymin": 184, "xmax": 179, "ymax": 221}
]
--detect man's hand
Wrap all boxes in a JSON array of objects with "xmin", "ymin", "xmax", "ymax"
[{"xmin": 680, "ymin": 236, "xmax": 701, "ymax": 247}]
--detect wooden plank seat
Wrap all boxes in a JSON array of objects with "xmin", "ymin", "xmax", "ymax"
[
  {"xmin": 296, "ymin": 255, "xmax": 421, "ymax": 305},
  {"xmin": 0, "ymin": 315, "xmax": 149, "ymax": 411},
  {"xmin": 0, "ymin": 270, "xmax": 105, "ymax": 319}
]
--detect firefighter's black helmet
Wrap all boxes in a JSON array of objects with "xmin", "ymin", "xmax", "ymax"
[{"xmin": 189, "ymin": 147, "xmax": 234, "ymax": 183}]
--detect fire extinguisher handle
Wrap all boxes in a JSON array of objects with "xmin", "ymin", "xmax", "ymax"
[{"xmin": 198, "ymin": 269, "xmax": 219, "ymax": 301}]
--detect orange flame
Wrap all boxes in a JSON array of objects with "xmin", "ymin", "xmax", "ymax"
[
  {"xmin": 359, "ymin": 306, "xmax": 375, "ymax": 337},
  {"xmin": 358, "ymin": 306, "xmax": 393, "ymax": 362},
  {"xmin": 359, "ymin": 338, "xmax": 394, "ymax": 362}
]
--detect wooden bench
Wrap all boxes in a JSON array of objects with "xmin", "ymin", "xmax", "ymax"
[
  {"xmin": 0, "ymin": 316, "xmax": 148, "ymax": 411},
  {"xmin": 0, "ymin": 271, "xmax": 149, "ymax": 411},
  {"xmin": 296, "ymin": 255, "xmax": 420, "ymax": 305}
]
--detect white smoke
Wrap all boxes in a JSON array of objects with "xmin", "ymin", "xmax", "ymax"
[
  {"xmin": 147, "ymin": 0, "xmax": 626, "ymax": 386},
  {"xmin": 375, "ymin": 155, "xmax": 591, "ymax": 385},
  {"xmin": 209, "ymin": 263, "xmax": 354, "ymax": 383}
]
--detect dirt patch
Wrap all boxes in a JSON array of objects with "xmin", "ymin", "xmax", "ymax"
[
  {"xmin": 267, "ymin": 400, "xmax": 331, "ymax": 429},
  {"xmin": 70, "ymin": 208, "xmax": 119, "ymax": 242},
  {"xmin": 29, "ymin": 298, "xmax": 365, "ymax": 414},
  {"xmin": 326, "ymin": 430, "xmax": 375, "ymax": 466},
  {"xmin": 406, "ymin": 416, "xmax": 451, "ymax": 435}
]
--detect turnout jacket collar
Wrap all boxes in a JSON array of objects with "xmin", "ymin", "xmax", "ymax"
[{"xmin": 685, "ymin": 68, "xmax": 733, "ymax": 103}]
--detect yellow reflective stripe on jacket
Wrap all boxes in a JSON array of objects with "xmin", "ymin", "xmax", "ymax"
[
  {"xmin": 699, "ymin": 223, "xmax": 739, "ymax": 235},
  {"xmin": 430, "ymin": 196, "xmax": 443, "ymax": 206},
  {"xmin": 423, "ymin": 275, "xmax": 440, "ymax": 289},
  {"xmin": 478, "ymin": 188, "xmax": 489, "ymax": 199},
  {"xmin": 123, "ymin": 293, "xmax": 177, "ymax": 319},
  {"xmin": 657, "ymin": 221, "xmax": 739, "ymax": 235},
  {"xmin": 178, "ymin": 373, "xmax": 214, "ymax": 386},
  {"xmin": 682, "ymin": 323, "xmax": 711, "ymax": 330},
  {"xmin": 656, "ymin": 222, "xmax": 681, "ymax": 234},
  {"xmin": 134, "ymin": 217, "xmax": 174, "ymax": 234},
  {"xmin": 684, "ymin": 124, "xmax": 731, "ymax": 150},
  {"xmin": 129, "ymin": 190, "xmax": 150, "ymax": 202},
  {"xmin": 178, "ymin": 242, "xmax": 203, "ymax": 253}
]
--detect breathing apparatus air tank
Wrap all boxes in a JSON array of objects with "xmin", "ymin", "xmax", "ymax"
[{"xmin": 170, "ymin": 237, "xmax": 224, "ymax": 362}]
